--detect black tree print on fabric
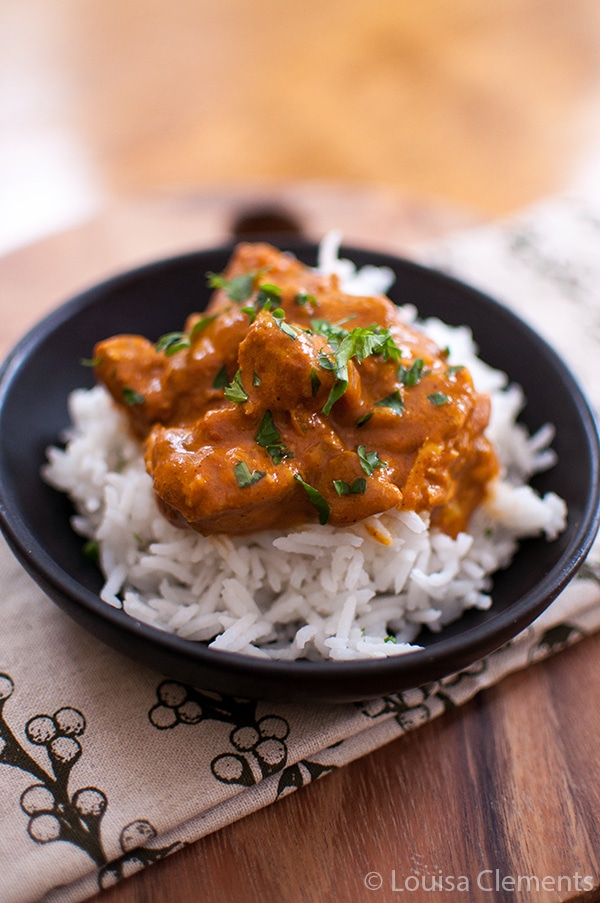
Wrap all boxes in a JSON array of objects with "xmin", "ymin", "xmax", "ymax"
[
  {"xmin": 0, "ymin": 673, "xmax": 181, "ymax": 892},
  {"xmin": 357, "ymin": 662, "xmax": 488, "ymax": 728},
  {"xmin": 149, "ymin": 681, "xmax": 336, "ymax": 797}
]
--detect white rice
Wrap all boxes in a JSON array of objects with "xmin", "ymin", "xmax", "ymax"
[{"xmin": 42, "ymin": 245, "xmax": 567, "ymax": 661}]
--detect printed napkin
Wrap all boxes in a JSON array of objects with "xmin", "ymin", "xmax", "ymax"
[{"xmin": 1, "ymin": 193, "xmax": 600, "ymax": 903}]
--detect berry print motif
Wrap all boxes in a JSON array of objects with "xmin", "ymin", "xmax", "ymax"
[
  {"xmin": 357, "ymin": 662, "xmax": 488, "ymax": 728},
  {"xmin": 0, "ymin": 673, "xmax": 181, "ymax": 893},
  {"xmin": 149, "ymin": 681, "xmax": 336, "ymax": 796}
]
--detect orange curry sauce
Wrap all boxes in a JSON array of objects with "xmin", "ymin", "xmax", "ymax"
[{"xmin": 94, "ymin": 243, "xmax": 499, "ymax": 536}]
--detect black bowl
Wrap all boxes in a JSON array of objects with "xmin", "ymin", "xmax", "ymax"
[{"xmin": 0, "ymin": 242, "xmax": 599, "ymax": 703}]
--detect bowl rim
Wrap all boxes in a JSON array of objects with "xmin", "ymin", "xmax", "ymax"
[{"xmin": 1, "ymin": 241, "xmax": 599, "ymax": 697}]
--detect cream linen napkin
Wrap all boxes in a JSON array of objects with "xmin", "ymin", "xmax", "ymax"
[{"xmin": 1, "ymin": 194, "xmax": 600, "ymax": 903}]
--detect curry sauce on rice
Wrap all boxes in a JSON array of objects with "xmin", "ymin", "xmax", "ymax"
[
  {"xmin": 43, "ymin": 240, "xmax": 567, "ymax": 661},
  {"xmin": 93, "ymin": 242, "xmax": 499, "ymax": 537}
]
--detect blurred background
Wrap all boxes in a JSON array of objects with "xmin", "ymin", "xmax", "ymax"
[{"xmin": 2, "ymin": 0, "xmax": 600, "ymax": 257}]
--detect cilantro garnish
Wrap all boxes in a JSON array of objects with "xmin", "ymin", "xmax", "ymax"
[
  {"xmin": 374, "ymin": 390, "xmax": 404, "ymax": 416},
  {"xmin": 356, "ymin": 412, "xmax": 374, "ymax": 428},
  {"xmin": 398, "ymin": 358, "xmax": 429, "ymax": 386},
  {"xmin": 310, "ymin": 369, "xmax": 321, "ymax": 397},
  {"xmin": 82, "ymin": 539, "xmax": 99, "ymax": 562},
  {"xmin": 224, "ymin": 370, "xmax": 248, "ymax": 403},
  {"xmin": 357, "ymin": 445, "xmax": 386, "ymax": 476},
  {"xmin": 272, "ymin": 308, "xmax": 298, "ymax": 340},
  {"xmin": 122, "ymin": 387, "xmax": 145, "ymax": 406},
  {"xmin": 428, "ymin": 392, "xmax": 450, "ymax": 406},
  {"xmin": 256, "ymin": 284, "xmax": 282, "ymax": 308},
  {"xmin": 295, "ymin": 292, "xmax": 316, "ymax": 307},
  {"xmin": 447, "ymin": 365, "xmax": 464, "ymax": 377},
  {"xmin": 333, "ymin": 478, "xmax": 367, "ymax": 496},
  {"xmin": 212, "ymin": 365, "xmax": 229, "ymax": 389},
  {"xmin": 316, "ymin": 324, "xmax": 403, "ymax": 415},
  {"xmin": 234, "ymin": 461, "xmax": 266, "ymax": 488},
  {"xmin": 156, "ymin": 316, "xmax": 217, "ymax": 356},
  {"xmin": 294, "ymin": 475, "xmax": 330, "ymax": 524},
  {"xmin": 255, "ymin": 411, "xmax": 292, "ymax": 464},
  {"xmin": 207, "ymin": 270, "xmax": 259, "ymax": 303},
  {"xmin": 80, "ymin": 356, "xmax": 102, "ymax": 368}
]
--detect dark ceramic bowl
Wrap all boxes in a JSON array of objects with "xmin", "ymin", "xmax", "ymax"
[{"xmin": 0, "ymin": 242, "xmax": 599, "ymax": 703}]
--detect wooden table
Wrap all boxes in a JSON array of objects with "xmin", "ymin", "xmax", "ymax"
[{"xmin": 2, "ymin": 185, "xmax": 600, "ymax": 903}]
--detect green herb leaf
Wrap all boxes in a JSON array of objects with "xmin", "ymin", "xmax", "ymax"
[
  {"xmin": 357, "ymin": 445, "xmax": 386, "ymax": 476},
  {"xmin": 155, "ymin": 332, "xmax": 189, "ymax": 356},
  {"xmin": 190, "ymin": 314, "xmax": 217, "ymax": 338},
  {"xmin": 294, "ymin": 474, "xmax": 330, "ymax": 524},
  {"xmin": 398, "ymin": 357, "xmax": 429, "ymax": 386},
  {"xmin": 256, "ymin": 284, "xmax": 283, "ymax": 308},
  {"xmin": 122, "ymin": 387, "xmax": 146, "ymax": 406},
  {"xmin": 310, "ymin": 368, "xmax": 321, "ymax": 397},
  {"xmin": 255, "ymin": 410, "xmax": 281, "ymax": 448},
  {"xmin": 428, "ymin": 392, "xmax": 450, "ymax": 406},
  {"xmin": 82, "ymin": 539, "xmax": 99, "ymax": 562},
  {"xmin": 333, "ymin": 477, "xmax": 367, "ymax": 496},
  {"xmin": 317, "ymin": 324, "xmax": 403, "ymax": 415},
  {"xmin": 322, "ymin": 378, "xmax": 348, "ymax": 416},
  {"xmin": 295, "ymin": 292, "xmax": 316, "ymax": 307},
  {"xmin": 374, "ymin": 390, "xmax": 404, "ymax": 415},
  {"xmin": 252, "ymin": 371, "xmax": 261, "ymax": 386},
  {"xmin": 272, "ymin": 308, "xmax": 298, "ymax": 340},
  {"xmin": 447, "ymin": 365, "xmax": 464, "ymax": 377},
  {"xmin": 241, "ymin": 306, "xmax": 257, "ymax": 323},
  {"xmin": 224, "ymin": 370, "xmax": 248, "ymax": 404},
  {"xmin": 234, "ymin": 461, "xmax": 266, "ymax": 488},
  {"xmin": 255, "ymin": 411, "xmax": 291, "ymax": 464},
  {"xmin": 80, "ymin": 356, "xmax": 102, "ymax": 368},
  {"xmin": 207, "ymin": 270, "xmax": 258, "ymax": 303},
  {"xmin": 357, "ymin": 411, "xmax": 373, "ymax": 427},
  {"xmin": 212, "ymin": 364, "xmax": 229, "ymax": 389}
]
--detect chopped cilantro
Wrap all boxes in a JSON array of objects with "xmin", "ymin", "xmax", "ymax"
[
  {"xmin": 317, "ymin": 324, "xmax": 403, "ymax": 415},
  {"xmin": 398, "ymin": 358, "xmax": 429, "ymax": 386},
  {"xmin": 224, "ymin": 370, "xmax": 248, "ymax": 403},
  {"xmin": 310, "ymin": 368, "xmax": 321, "ymax": 397},
  {"xmin": 156, "ymin": 316, "xmax": 216, "ymax": 357},
  {"xmin": 294, "ymin": 474, "xmax": 330, "ymax": 524},
  {"xmin": 212, "ymin": 364, "xmax": 229, "ymax": 389},
  {"xmin": 374, "ymin": 390, "xmax": 404, "ymax": 416},
  {"xmin": 295, "ymin": 291, "xmax": 316, "ymax": 307},
  {"xmin": 82, "ymin": 539, "xmax": 99, "ymax": 562},
  {"xmin": 357, "ymin": 411, "xmax": 374, "ymax": 427},
  {"xmin": 447, "ymin": 365, "xmax": 464, "ymax": 377},
  {"xmin": 155, "ymin": 332, "xmax": 188, "ymax": 355},
  {"xmin": 428, "ymin": 392, "xmax": 450, "ymax": 406},
  {"xmin": 207, "ymin": 270, "xmax": 258, "ymax": 303},
  {"xmin": 255, "ymin": 410, "xmax": 292, "ymax": 464},
  {"xmin": 122, "ymin": 387, "xmax": 145, "ymax": 406},
  {"xmin": 256, "ymin": 283, "xmax": 283, "ymax": 308},
  {"xmin": 357, "ymin": 445, "xmax": 386, "ymax": 475},
  {"xmin": 333, "ymin": 477, "xmax": 367, "ymax": 496},
  {"xmin": 272, "ymin": 308, "xmax": 298, "ymax": 340},
  {"xmin": 234, "ymin": 461, "xmax": 266, "ymax": 488},
  {"xmin": 80, "ymin": 356, "xmax": 102, "ymax": 368}
]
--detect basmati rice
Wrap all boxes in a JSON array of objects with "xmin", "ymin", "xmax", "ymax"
[{"xmin": 43, "ymin": 244, "xmax": 567, "ymax": 661}]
